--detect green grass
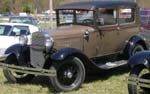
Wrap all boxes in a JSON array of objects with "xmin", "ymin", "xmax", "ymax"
[{"xmin": 0, "ymin": 66, "xmax": 130, "ymax": 94}]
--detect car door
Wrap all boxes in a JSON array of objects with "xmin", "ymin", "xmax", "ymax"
[
  {"xmin": 96, "ymin": 8, "xmax": 121, "ymax": 56},
  {"xmin": 0, "ymin": 25, "xmax": 20, "ymax": 49}
]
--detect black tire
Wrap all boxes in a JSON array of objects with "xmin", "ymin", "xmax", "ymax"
[
  {"xmin": 131, "ymin": 44, "xmax": 145, "ymax": 56},
  {"xmin": 50, "ymin": 57, "xmax": 86, "ymax": 92},
  {"xmin": 128, "ymin": 65, "xmax": 150, "ymax": 94},
  {"xmin": 3, "ymin": 54, "xmax": 34, "ymax": 83},
  {"xmin": 125, "ymin": 44, "xmax": 145, "ymax": 59}
]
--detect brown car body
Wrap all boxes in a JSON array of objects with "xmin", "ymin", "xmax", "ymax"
[
  {"xmin": 30, "ymin": 1, "xmax": 149, "ymax": 78},
  {"xmin": 48, "ymin": 1, "xmax": 143, "ymax": 58}
]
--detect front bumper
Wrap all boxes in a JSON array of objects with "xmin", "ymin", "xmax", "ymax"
[
  {"xmin": 0, "ymin": 63, "xmax": 56, "ymax": 76},
  {"xmin": 128, "ymin": 76, "xmax": 150, "ymax": 89},
  {"xmin": 0, "ymin": 54, "xmax": 8, "ymax": 61},
  {"xmin": 0, "ymin": 54, "xmax": 56, "ymax": 77}
]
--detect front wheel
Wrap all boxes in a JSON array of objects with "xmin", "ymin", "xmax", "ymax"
[
  {"xmin": 50, "ymin": 57, "xmax": 86, "ymax": 91},
  {"xmin": 3, "ymin": 54, "xmax": 34, "ymax": 83},
  {"xmin": 128, "ymin": 65, "xmax": 150, "ymax": 94}
]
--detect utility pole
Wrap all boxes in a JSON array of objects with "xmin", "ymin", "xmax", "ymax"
[
  {"xmin": 10, "ymin": 0, "xmax": 14, "ymax": 14},
  {"xmin": 49, "ymin": 0, "xmax": 53, "ymax": 29},
  {"xmin": 34, "ymin": 0, "xmax": 37, "ymax": 16}
]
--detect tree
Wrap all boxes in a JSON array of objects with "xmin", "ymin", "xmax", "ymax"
[
  {"xmin": 1, "ymin": 0, "xmax": 11, "ymax": 13},
  {"xmin": 22, "ymin": 4, "xmax": 33, "ymax": 13}
]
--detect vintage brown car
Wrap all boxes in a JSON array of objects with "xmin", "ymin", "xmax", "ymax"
[{"xmin": 0, "ymin": 1, "xmax": 149, "ymax": 92}]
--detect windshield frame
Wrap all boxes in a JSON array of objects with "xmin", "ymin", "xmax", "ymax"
[{"xmin": 56, "ymin": 9, "xmax": 96, "ymax": 27}]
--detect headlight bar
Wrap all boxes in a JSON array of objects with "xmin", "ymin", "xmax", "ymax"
[{"xmin": 128, "ymin": 76, "xmax": 150, "ymax": 89}]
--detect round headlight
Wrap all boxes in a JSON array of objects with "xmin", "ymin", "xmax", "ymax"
[
  {"xmin": 19, "ymin": 35, "xmax": 28, "ymax": 45},
  {"xmin": 45, "ymin": 37, "xmax": 54, "ymax": 49}
]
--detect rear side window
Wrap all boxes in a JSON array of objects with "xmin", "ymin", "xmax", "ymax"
[
  {"xmin": 97, "ymin": 8, "xmax": 117, "ymax": 26},
  {"xmin": 119, "ymin": 8, "xmax": 134, "ymax": 24}
]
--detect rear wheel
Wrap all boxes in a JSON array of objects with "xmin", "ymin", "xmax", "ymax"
[
  {"xmin": 125, "ymin": 44, "xmax": 145, "ymax": 59},
  {"xmin": 3, "ymin": 54, "xmax": 34, "ymax": 83},
  {"xmin": 131, "ymin": 44, "xmax": 145, "ymax": 56},
  {"xmin": 50, "ymin": 57, "xmax": 85, "ymax": 91},
  {"xmin": 128, "ymin": 65, "xmax": 150, "ymax": 94}
]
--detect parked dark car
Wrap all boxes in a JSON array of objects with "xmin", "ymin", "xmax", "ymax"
[
  {"xmin": 9, "ymin": 16, "xmax": 39, "ymax": 26},
  {"xmin": 0, "ymin": 1, "xmax": 149, "ymax": 92},
  {"xmin": 140, "ymin": 9, "xmax": 150, "ymax": 30},
  {"xmin": 128, "ymin": 51, "xmax": 150, "ymax": 94}
]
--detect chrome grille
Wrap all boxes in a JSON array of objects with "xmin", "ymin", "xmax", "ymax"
[
  {"xmin": 30, "ymin": 32, "xmax": 46, "ymax": 68},
  {"xmin": 31, "ymin": 32, "xmax": 46, "ymax": 49}
]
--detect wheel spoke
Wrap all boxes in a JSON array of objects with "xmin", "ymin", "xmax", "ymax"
[
  {"xmin": 57, "ymin": 62, "xmax": 79, "ymax": 86},
  {"xmin": 138, "ymin": 68, "xmax": 150, "ymax": 94}
]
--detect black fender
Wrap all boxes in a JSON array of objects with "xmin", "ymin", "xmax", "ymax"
[
  {"xmin": 51, "ymin": 48, "xmax": 100, "ymax": 71},
  {"xmin": 5, "ymin": 44, "xmax": 30, "ymax": 62},
  {"xmin": 124, "ymin": 35, "xmax": 147, "ymax": 58},
  {"xmin": 5, "ymin": 44, "xmax": 25, "ymax": 55},
  {"xmin": 128, "ymin": 51, "xmax": 150, "ymax": 68},
  {"xmin": 51, "ymin": 48, "xmax": 85, "ymax": 61}
]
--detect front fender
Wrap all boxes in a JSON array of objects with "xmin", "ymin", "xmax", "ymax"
[
  {"xmin": 5, "ymin": 44, "xmax": 24, "ymax": 55},
  {"xmin": 128, "ymin": 51, "xmax": 150, "ymax": 68},
  {"xmin": 51, "ymin": 48, "xmax": 85, "ymax": 61},
  {"xmin": 50, "ymin": 48, "xmax": 100, "ymax": 71}
]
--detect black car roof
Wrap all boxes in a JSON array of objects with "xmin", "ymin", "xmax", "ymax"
[{"xmin": 55, "ymin": 1, "xmax": 138, "ymax": 10}]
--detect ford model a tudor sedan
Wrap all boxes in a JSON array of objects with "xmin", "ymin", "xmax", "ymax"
[{"xmin": 0, "ymin": 1, "xmax": 150, "ymax": 91}]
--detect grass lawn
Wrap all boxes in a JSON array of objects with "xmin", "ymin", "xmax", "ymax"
[{"xmin": 0, "ymin": 66, "xmax": 130, "ymax": 94}]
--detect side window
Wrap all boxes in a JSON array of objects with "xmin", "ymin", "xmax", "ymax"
[
  {"xmin": 10, "ymin": 26, "xmax": 30, "ymax": 36},
  {"xmin": 98, "ymin": 8, "xmax": 117, "ymax": 26},
  {"xmin": 119, "ymin": 8, "xmax": 134, "ymax": 24}
]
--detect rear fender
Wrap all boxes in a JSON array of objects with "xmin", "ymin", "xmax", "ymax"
[
  {"xmin": 124, "ymin": 35, "xmax": 147, "ymax": 58},
  {"xmin": 128, "ymin": 51, "xmax": 150, "ymax": 68}
]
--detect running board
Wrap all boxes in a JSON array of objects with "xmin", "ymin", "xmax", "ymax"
[
  {"xmin": 0, "ymin": 63, "xmax": 56, "ymax": 76},
  {"xmin": 97, "ymin": 60, "xmax": 127, "ymax": 70}
]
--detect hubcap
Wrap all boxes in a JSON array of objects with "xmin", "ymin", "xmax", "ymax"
[
  {"xmin": 64, "ymin": 71, "xmax": 73, "ymax": 78},
  {"xmin": 57, "ymin": 63, "xmax": 79, "ymax": 86}
]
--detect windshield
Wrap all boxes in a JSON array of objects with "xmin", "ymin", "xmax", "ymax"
[
  {"xmin": 0, "ymin": 25, "xmax": 11, "ymax": 36},
  {"xmin": 58, "ymin": 10, "xmax": 94, "ymax": 26}
]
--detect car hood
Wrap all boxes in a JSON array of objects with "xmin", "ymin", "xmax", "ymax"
[
  {"xmin": 49, "ymin": 25, "xmax": 94, "ymax": 39},
  {"xmin": 48, "ymin": 25, "xmax": 94, "ymax": 49}
]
